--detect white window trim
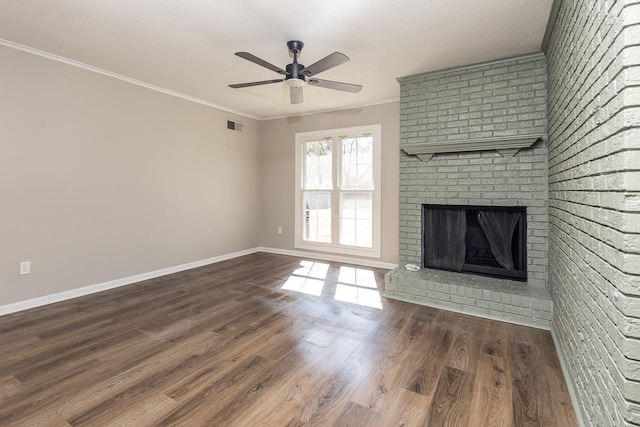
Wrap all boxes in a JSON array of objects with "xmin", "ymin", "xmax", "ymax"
[{"xmin": 294, "ymin": 124, "xmax": 382, "ymax": 258}]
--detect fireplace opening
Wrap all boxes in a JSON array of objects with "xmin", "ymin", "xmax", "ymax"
[{"xmin": 422, "ymin": 204, "xmax": 526, "ymax": 281}]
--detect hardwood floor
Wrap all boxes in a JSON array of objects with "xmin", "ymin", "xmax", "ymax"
[{"xmin": 0, "ymin": 253, "xmax": 578, "ymax": 426}]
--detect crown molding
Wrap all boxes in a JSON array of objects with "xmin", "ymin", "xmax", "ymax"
[
  {"xmin": 0, "ymin": 38, "xmax": 262, "ymax": 121},
  {"xmin": 1, "ymin": 39, "xmax": 402, "ymax": 122},
  {"xmin": 542, "ymin": 0, "xmax": 563, "ymax": 52},
  {"xmin": 397, "ymin": 52, "xmax": 545, "ymax": 84}
]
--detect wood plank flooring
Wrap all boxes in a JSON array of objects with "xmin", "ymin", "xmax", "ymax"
[{"xmin": 0, "ymin": 253, "xmax": 578, "ymax": 426}]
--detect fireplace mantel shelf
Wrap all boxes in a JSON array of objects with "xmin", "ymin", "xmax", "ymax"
[{"xmin": 401, "ymin": 134, "xmax": 543, "ymax": 161}]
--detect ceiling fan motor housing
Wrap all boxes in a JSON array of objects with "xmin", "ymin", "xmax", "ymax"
[{"xmin": 286, "ymin": 62, "xmax": 306, "ymax": 82}]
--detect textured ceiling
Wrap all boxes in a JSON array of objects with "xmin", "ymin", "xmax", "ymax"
[{"xmin": 0, "ymin": 0, "xmax": 553, "ymax": 120}]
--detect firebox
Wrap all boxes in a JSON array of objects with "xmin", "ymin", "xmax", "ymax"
[{"xmin": 422, "ymin": 204, "xmax": 527, "ymax": 281}]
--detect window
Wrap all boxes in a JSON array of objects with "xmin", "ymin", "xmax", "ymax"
[{"xmin": 295, "ymin": 125, "xmax": 381, "ymax": 257}]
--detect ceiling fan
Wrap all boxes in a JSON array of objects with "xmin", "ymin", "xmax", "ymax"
[{"xmin": 229, "ymin": 40, "xmax": 363, "ymax": 105}]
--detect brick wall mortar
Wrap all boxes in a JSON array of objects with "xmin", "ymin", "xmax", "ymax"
[
  {"xmin": 398, "ymin": 54, "xmax": 549, "ymax": 290},
  {"xmin": 547, "ymin": 0, "xmax": 640, "ymax": 425},
  {"xmin": 392, "ymin": 54, "xmax": 551, "ymax": 328}
]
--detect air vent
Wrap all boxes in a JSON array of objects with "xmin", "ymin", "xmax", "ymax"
[{"xmin": 227, "ymin": 120, "xmax": 243, "ymax": 132}]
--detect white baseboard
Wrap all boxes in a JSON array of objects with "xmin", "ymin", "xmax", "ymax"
[
  {"xmin": 551, "ymin": 327, "xmax": 587, "ymax": 427},
  {"xmin": 0, "ymin": 247, "xmax": 397, "ymax": 317},
  {"xmin": 0, "ymin": 247, "xmax": 260, "ymax": 317},
  {"xmin": 257, "ymin": 247, "xmax": 398, "ymax": 270}
]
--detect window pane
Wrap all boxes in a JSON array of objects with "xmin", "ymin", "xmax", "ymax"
[
  {"xmin": 341, "ymin": 138, "xmax": 357, "ymax": 190},
  {"xmin": 340, "ymin": 218, "xmax": 356, "ymax": 246},
  {"xmin": 304, "ymin": 140, "xmax": 332, "ymax": 190},
  {"xmin": 356, "ymin": 193, "xmax": 372, "ymax": 220},
  {"xmin": 303, "ymin": 191, "xmax": 331, "ymax": 243},
  {"xmin": 340, "ymin": 192, "xmax": 372, "ymax": 247},
  {"xmin": 341, "ymin": 137, "xmax": 373, "ymax": 190},
  {"xmin": 356, "ymin": 219, "xmax": 372, "ymax": 247}
]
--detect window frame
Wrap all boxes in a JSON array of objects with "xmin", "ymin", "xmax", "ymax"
[{"xmin": 294, "ymin": 124, "xmax": 382, "ymax": 258}]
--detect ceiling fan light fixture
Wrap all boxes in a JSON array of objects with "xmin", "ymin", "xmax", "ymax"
[{"xmin": 285, "ymin": 77, "xmax": 305, "ymax": 87}]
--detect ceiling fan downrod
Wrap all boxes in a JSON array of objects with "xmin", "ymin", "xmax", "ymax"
[{"xmin": 286, "ymin": 40, "xmax": 305, "ymax": 87}]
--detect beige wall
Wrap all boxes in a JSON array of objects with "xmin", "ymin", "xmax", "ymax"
[
  {"xmin": 0, "ymin": 46, "xmax": 261, "ymax": 305},
  {"xmin": 258, "ymin": 103, "xmax": 400, "ymax": 264}
]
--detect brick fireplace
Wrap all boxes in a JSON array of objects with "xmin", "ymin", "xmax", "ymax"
[{"xmin": 385, "ymin": 53, "xmax": 553, "ymax": 328}]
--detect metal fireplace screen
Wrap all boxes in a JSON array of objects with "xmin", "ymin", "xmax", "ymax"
[{"xmin": 422, "ymin": 204, "xmax": 527, "ymax": 281}]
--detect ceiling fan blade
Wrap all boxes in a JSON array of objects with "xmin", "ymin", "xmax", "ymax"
[
  {"xmin": 235, "ymin": 52, "xmax": 287, "ymax": 75},
  {"xmin": 290, "ymin": 86, "xmax": 304, "ymax": 104},
  {"xmin": 301, "ymin": 52, "xmax": 349, "ymax": 77},
  {"xmin": 307, "ymin": 78, "xmax": 362, "ymax": 93},
  {"xmin": 229, "ymin": 79, "xmax": 283, "ymax": 89}
]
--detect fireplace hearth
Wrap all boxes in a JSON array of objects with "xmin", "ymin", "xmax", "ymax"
[{"xmin": 423, "ymin": 204, "xmax": 527, "ymax": 281}]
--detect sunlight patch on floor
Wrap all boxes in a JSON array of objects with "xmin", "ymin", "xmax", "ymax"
[
  {"xmin": 282, "ymin": 276, "xmax": 325, "ymax": 296},
  {"xmin": 282, "ymin": 262, "xmax": 382, "ymax": 308},
  {"xmin": 281, "ymin": 261, "xmax": 330, "ymax": 296},
  {"xmin": 334, "ymin": 284, "xmax": 383, "ymax": 309},
  {"xmin": 335, "ymin": 266, "xmax": 382, "ymax": 309},
  {"xmin": 337, "ymin": 266, "xmax": 377, "ymax": 288},
  {"xmin": 293, "ymin": 260, "xmax": 330, "ymax": 279}
]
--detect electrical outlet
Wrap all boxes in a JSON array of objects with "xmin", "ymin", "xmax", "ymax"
[
  {"xmin": 20, "ymin": 261, "xmax": 31, "ymax": 275},
  {"xmin": 277, "ymin": 227, "xmax": 283, "ymax": 234}
]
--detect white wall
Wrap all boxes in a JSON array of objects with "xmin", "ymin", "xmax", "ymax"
[{"xmin": 0, "ymin": 45, "xmax": 261, "ymax": 306}]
